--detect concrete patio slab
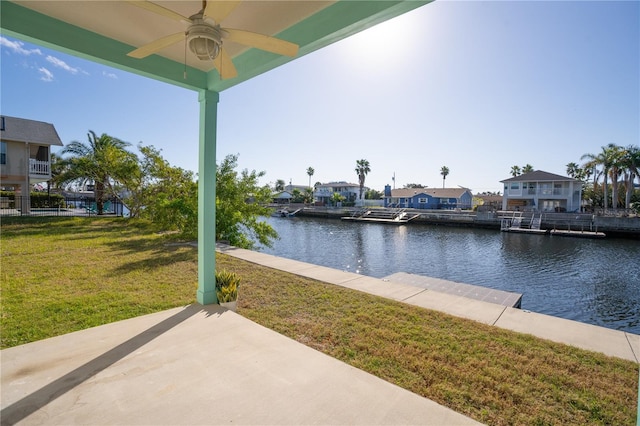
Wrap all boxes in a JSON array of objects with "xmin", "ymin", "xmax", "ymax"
[{"xmin": 1, "ymin": 305, "xmax": 480, "ymax": 425}]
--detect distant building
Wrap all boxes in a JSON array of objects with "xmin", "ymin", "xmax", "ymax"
[
  {"xmin": 0, "ymin": 116, "xmax": 63, "ymax": 213},
  {"xmin": 314, "ymin": 182, "xmax": 363, "ymax": 205},
  {"xmin": 500, "ymin": 170, "xmax": 582, "ymax": 212},
  {"xmin": 383, "ymin": 186, "xmax": 473, "ymax": 210}
]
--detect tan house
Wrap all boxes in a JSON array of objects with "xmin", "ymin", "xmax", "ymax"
[
  {"xmin": 0, "ymin": 116, "xmax": 63, "ymax": 212},
  {"xmin": 501, "ymin": 170, "xmax": 582, "ymax": 212}
]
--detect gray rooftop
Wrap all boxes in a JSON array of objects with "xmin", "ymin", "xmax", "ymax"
[
  {"xmin": 501, "ymin": 170, "xmax": 578, "ymax": 183},
  {"xmin": 0, "ymin": 116, "xmax": 63, "ymax": 146}
]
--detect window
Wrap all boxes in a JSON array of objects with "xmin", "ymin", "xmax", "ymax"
[
  {"xmin": 418, "ymin": 198, "xmax": 427, "ymax": 203},
  {"xmin": 0, "ymin": 142, "xmax": 6, "ymax": 165},
  {"xmin": 510, "ymin": 183, "xmax": 520, "ymax": 190}
]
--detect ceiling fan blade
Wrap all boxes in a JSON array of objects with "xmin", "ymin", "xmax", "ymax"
[
  {"xmin": 213, "ymin": 47, "xmax": 238, "ymax": 80},
  {"xmin": 127, "ymin": 1, "xmax": 192, "ymax": 23},
  {"xmin": 127, "ymin": 32, "xmax": 185, "ymax": 59},
  {"xmin": 203, "ymin": 0, "xmax": 241, "ymax": 24},
  {"xmin": 224, "ymin": 28, "xmax": 299, "ymax": 57}
]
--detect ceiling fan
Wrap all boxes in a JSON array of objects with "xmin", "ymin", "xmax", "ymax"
[{"xmin": 127, "ymin": 0, "xmax": 299, "ymax": 79}]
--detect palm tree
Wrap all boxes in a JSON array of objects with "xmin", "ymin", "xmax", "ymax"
[
  {"xmin": 566, "ymin": 162, "xmax": 580, "ymax": 178},
  {"xmin": 355, "ymin": 159, "xmax": 371, "ymax": 200},
  {"xmin": 510, "ymin": 165, "xmax": 521, "ymax": 177},
  {"xmin": 58, "ymin": 130, "xmax": 133, "ymax": 214},
  {"xmin": 581, "ymin": 144, "xmax": 623, "ymax": 210},
  {"xmin": 440, "ymin": 166, "xmax": 449, "ymax": 188},
  {"xmin": 605, "ymin": 144, "xmax": 625, "ymax": 209},
  {"xmin": 621, "ymin": 145, "xmax": 640, "ymax": 209},
  {"xmin": 522, "ymin": 164, "xmax": 534, "ymax": 174},
  {"xmin": 275, "ymin": 179, "xmax": 285, "ymax": 192},
  {"xmin": 306, "ymin": 167, "xmax": 315, "ymax": 189}
]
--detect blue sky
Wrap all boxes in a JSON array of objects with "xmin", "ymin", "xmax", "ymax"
[{"xmin": 1, "ymin": 1, "xmax": 638, "ymax": 194}]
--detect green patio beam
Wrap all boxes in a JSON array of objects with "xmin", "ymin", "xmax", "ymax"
[{"xmin": 196, "ymin": 90, "xmax": 219, "ymax": 305}]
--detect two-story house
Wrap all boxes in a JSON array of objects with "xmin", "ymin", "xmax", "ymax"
[
  {"xmin": 314, "ymin": 182, "xmax": 363, "ymax": 205},
  {"xmin": 0, "ymin": 116, "xmax": 63, "ymax": 212},
  {"xmin": 383, "ymin": 186, "xmax": 473, "ymax": 210},
  {"xmin": 500, "ymin": 170, "xmax": 582, "ymax": 212}
]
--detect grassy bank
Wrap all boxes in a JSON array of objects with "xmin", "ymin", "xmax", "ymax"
[{"xmin": 1, "ymin": 217, "xmax": 638, "ymax": 425}]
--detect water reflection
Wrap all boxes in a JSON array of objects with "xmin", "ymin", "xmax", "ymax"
[{"xmin": 261, "ymin": 216, "xmax": 640, "ymax": 333}]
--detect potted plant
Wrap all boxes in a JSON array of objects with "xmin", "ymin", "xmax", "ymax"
[{"xmin": 215, "ymin": 270, "xmax": 240, "ymax": 311}]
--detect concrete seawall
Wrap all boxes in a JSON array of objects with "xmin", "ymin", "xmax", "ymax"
[{"xmin": 294, "ymin": 206, "xmax": 640, "ymax": 238}]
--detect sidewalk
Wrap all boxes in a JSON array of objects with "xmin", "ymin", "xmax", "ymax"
[{"xmin": 216, "ymin": 244, "xmax": 639, "ymax": 363}]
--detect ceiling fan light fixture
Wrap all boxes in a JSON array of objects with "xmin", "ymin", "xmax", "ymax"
[{"xmin": 187, "ymin": 22, "xmax": 222, "ymax": 60}]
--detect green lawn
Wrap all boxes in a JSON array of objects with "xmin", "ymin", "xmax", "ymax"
[{"xmin": 1, "ymin": 216, "xmax": 638, "ymax": 425}]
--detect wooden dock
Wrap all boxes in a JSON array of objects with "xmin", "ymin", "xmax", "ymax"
[
  {"xmin": 341, "ymin": 209, "xmax": 419, "ymax": 224},
  {"xmin": 550, "ymin": 229, "xmax": 606, "ymax": 239},
  {"xmin": 384, "ymin": 272, "xmax": 522, "ymax": 308}
]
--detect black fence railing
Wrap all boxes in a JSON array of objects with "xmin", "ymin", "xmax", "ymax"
[{"xmin": 0, "ymin": 196, "xmax": 125, "ymax": 217}]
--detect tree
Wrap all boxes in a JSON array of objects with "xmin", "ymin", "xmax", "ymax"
[
  {"xmin": 303, "ymin": 188, "xmax": 314, "ymax": 204},
  {"xmin": 522, "ymin": 164, "xmax": 534, "ymax": 174},
  {"xmin": 306, "ymin": 167, "xmax": 315, "ymax": 189},
  {"xmin": 621, "ymin": 145, "xmax": 640, "ymax": 209},
  {"xmin": 510, "ymin": 165, "xmax": 521, "ymax": 177},
  {"xmin": 365, "ymin": 189, "xmax": 382, "ymax": 200},
  {"xmin": 331, "ymin": 191, "xmax": 345, "ymax": 206},
  {"xmin": 440, "ymin": 166, "xmax": 449, "ymax": 188},
  {"xmin": 275, "ymin": 179, "xmax": 285, "ymax": 192},
  {"xmin": 58, "ymin": 130, "xmax": 136, "ymax": 214},
  {"xmin": 216, "ymin": 154, "xmax": 278, "ymax": 249},
  {"xmin": 566, "ymin": 162, "xmax": 581, "ymax": 179},
  {"xmin": 124, "ymin": 145, "xmax": 198, "ymax": 234},
  {"xmin": 582, "ymin": 144, "xmax": 624, "ymax": 209},
  {"xmin": 355, "ymin": 159, "xmax": 371, "ymax": 200}
]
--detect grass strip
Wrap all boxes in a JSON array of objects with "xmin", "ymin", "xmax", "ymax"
[{"xmin": 1, "ymin": 216, "xmax": 638, "ymax": 425}]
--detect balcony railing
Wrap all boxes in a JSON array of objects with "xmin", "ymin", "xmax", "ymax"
[
  {"xmin": 508, "ymin": 188, "xmax": 569, "ymax": 197},
  {"xmin": 29, "ymin": 159, "xmax": 50, "ymax": 176}
]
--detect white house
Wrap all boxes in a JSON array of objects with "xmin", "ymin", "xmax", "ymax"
[
  {"xmin": 0, "ymin": 116, "xmax": 63, "ymax": 212},
  {"xmin": 501, "ymin": 170, "xmax": 582, "ymax": 212},
  {"xmin": 314, "ymin": 181, "xmax": 363, "ymax": 205}
]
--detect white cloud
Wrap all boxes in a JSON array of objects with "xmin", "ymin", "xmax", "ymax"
[
  {"xmin": 103, "ymin": 71, "xmax": 118, "ymax": 79},
  {"xmin": 46, "ymin": 55, "xmax": 80, "ymax": 74},
  {"xmin": 38, "ymin": 67, "xmax": 54, "ymax": 82},
  {"xmin": 0, "ymin": 36, "xmax": 42, "ymax": 56}
]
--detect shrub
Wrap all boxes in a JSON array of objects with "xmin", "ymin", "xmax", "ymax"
[{"xmin": 215, "ymin": 270, "xmax": 241, "ymax": 302}]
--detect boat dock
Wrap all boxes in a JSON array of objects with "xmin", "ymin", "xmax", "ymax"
[
  {"xmin": 500, "ymin": 212, "xmax": 548, "ymax": 235},
  {"xmin": 341, "ymin": 208, "xmax": 420, "ymax": 224},
  {"xmin": 383, "ymin": 272, "xmax": 523, "ymax": 308},
  {"xmin": 550, "ymin": 229, "xmax": 606, "ymax": 238}
]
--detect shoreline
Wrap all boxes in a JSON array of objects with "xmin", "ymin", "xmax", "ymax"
[{"xmin": 288, "ymin": 205, "xmax": 640, "ymax": 239}]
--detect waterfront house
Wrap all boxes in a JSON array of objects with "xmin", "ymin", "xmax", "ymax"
[
  {"xmin": 314, "ymin": 182, "xmax": 363, "ymax": 205},
  {"xmin": 500, "ymin": 170, "xmax": 582, "ymax": 212},
  {"xmin": 0, "ymin": 116, "xmax": 63, "ymax": 213},
  {"xmin": 272, "ymin": 191, "xmax": 292, "ymax": 204},
  {"xmin": 383, "ymin": 186, "xmax": 473, "ymax": 210}
]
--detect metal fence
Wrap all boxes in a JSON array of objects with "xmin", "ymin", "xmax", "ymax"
[{"xmin": 0, "ymin": 196, "xmax": 125, "ymax": 217}]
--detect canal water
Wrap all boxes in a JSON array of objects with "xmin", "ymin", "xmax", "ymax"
[{"xmin": 259, "ymin": 216, "xmax": 640, "ymax": 334}]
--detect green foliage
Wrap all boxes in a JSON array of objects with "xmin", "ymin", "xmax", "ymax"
[
  {"xmin": 30, "ymin": 193, "xmax": 65, "ymax": 208},
  {"xmin": 215, "ymin": 270, "xmax": 241, "ymax": 302},
  {"xmin": 57, "ymin": 130, "xmax": 137, "ymax": 215},
  {"xmin": 365, "ymin": 189, "xmax": 382, "ymax": 200},
  {"xmin": 0, "ymin": 191, "xmax": 65, "ymax": 208},
  {"xmin": 215, "ymin": 154, "xmax": 278, "ymax": 249},
  {"xmin": 125, "ymin": 145, "xmax": 198, "ymax": 238}
]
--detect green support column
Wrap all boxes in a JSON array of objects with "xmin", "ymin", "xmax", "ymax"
[{"xmin": 196, "ymin": 89, "xmax": 219, "ymax": 305}]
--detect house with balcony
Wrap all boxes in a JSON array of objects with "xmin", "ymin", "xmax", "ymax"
[
  {"xmin": 383, "ymin": 186, "xmax": 473, "ymax": 210},
  {"xmin": 500, "ymin": 170, "xmax": 582, "ymax": 212},
  {"xmin": 0, "ymin": 116, "xmax": 63, "ymax": 212},
  {"xmin": 314, "ymin": 182, "xmax": 363, "ymax": 205}
]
